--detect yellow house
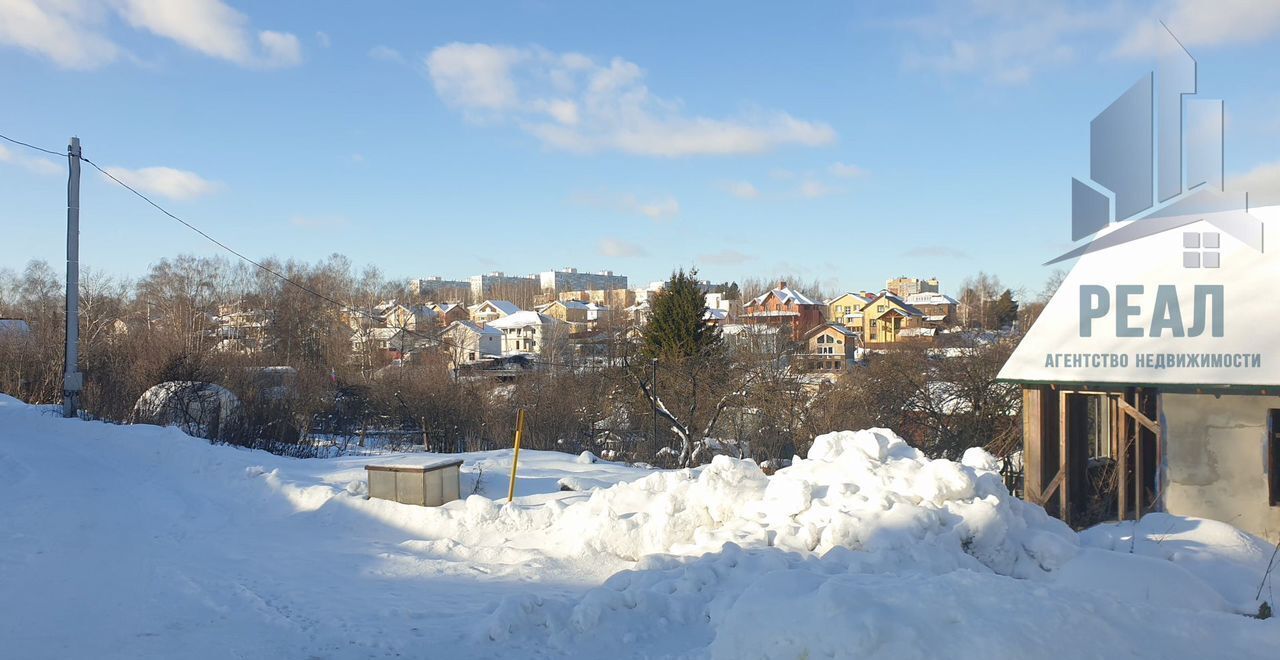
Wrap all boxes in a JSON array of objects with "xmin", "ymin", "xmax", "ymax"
[
  {"xmin": 535, "ymin": 300, "xmax": 589, "ymax": 323},
  {"xmin": 861, "ymin": 292, "xmax": 925, "ymax": 344},
  {"xmin": 826, "ymin": 292, "xmax": 872, "ymax": 328}
]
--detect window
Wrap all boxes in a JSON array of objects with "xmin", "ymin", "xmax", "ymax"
[
  {"xmin": 1270, "ymin": 410, "xmax": 1280, "ymax": 506},
  {"xmin": 878, "ymin": 304, "xmax": 886, "ymax": 312}
]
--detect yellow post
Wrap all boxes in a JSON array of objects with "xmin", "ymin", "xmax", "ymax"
[{"xmin": 507, "ymin": 409, "xmax": 526, "ymax": 503}]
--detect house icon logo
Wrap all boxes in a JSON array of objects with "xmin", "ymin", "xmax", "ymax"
[{"xmin": 1048, "ymin": 26, "xmax": 1263, "ymax": 269}]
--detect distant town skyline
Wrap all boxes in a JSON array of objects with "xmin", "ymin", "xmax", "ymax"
[{"xmin": 3, "ymin": 1, "xmax": 1280, "ymax": 293}]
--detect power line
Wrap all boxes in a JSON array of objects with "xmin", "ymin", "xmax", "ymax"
[
  {"xmin": 7, "ymin": 129, "xmax": 620, "ymax": 368},
  {"xmin": 0, "ymin": 132, "xmax": 66, "ymax": 158}
]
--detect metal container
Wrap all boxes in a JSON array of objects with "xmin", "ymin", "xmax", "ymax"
[{"xmin": 366, "ymin": 459, "xmax": 463, "ymax": 507}]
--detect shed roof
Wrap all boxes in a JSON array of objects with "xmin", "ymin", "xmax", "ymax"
[{"xmin": 999, "ymin": 204, "xmax": 1279, "ymax": 386}]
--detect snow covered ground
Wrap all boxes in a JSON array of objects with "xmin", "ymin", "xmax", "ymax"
[{"xmin": 1, "ymin": 394, "xmax": 1278, "ymax": 658}]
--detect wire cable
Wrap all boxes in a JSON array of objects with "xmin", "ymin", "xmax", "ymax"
[
  {"xmin": 0, "ymin": 132, "xmax": 66, "ymax": 158},
  {"xmin": 5, "ymin": 130, "xmax": 612, "ymax": 366}
]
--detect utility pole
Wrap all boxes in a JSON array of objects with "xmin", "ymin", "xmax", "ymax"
[{"xmin": 62, "ymin": 136, "xmax": 83, "ymax": 419}]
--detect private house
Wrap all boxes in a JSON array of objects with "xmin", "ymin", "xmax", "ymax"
[
  {"xmin": 468, "ymin": 300, "xmax": 521, "ymax": 325},
  {"xmin": 535, "ymin": 299, "xmax": 590, "ymax": 324},
  {"xmin": 559, "ymin": 288, "xmax": 637, "ymax": 310},
  {"xmin": 487, "ymin": 310, "xmax": 562, "ymax": 355},
  {"xmin": 903, "ymin": 292, "xmax": 961, "ymax": 327},
  {"xmin": 705, "ymin": 292, "xmax": 742, "ymax": 320},
  {"xmin": 381, "ymin": 303, "xmax": 437, "ymax": 331},
  {"xmin": 799, "ymin": 323, "xmax": 859, "ymax": 372},
  {"xmin": 584, "ymin": 303, "xmax": 610, "ymax": 325},
  {"xmin": 350, "ymin": 327, "xmax": 410, "ymax": 360},
  {"xmin": 742, "ymin": 281, "xmax": 825, "ymax": 341},
  {"xmin": 625, "ymin": 300, "xmax": 651, "ymax": 326},
  {"xmin": 428, "ymin": 302, "xmax": 470, "ymax": 326},
  {"xmin": 441, "ymin": 320, "xmax": 502, "ymax": 366},
  {"xmin": 860, "ymin": 292, "xmax": 925, "ymax": 345},
  {"xmin": 826, "ymin": 292, "xmax": 873, "ymax": 328},
  {"xmin": 703, "ymin": 308, "xmax": 729, "ymax": 326}
]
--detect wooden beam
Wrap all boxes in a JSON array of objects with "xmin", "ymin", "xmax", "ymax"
[
  {"xmin": 1117, "ymin": 398, "xmax": 1159, "ymax": 435},
  {"xmin": 1040, "ymin": 469, "xmax": 1063, "ymax": 505},
  {"xmin": 1153, "ymin": 390, "xmax": 1163, "ymax": 513},
  {"xmin": 1059, "ymin": 389, "xmax": 1071, "ymax": 527},
  {"xmin": 1116, "ymin": 393, "xmax": 1129, "ymax": 521},
  {"xmin": 1022, "ymin": 386, "xmax": 1044, "ymax": 503},
  {"xmin": 1133, "ymin": 390, "xmax": 1144, "ymax": 517}
]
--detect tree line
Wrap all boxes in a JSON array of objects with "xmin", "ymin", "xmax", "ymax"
[{"xmin": 0, "ymin": 255, "xmax": 1060, "ymax": 466}]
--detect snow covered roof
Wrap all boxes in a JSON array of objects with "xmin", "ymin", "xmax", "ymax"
[
  {"xmin": 900, "ymin": 327, "xmax": 937, "ymax": 337},
  {"xmin": 471, "ymin": 300, "xmax": 521, "ymax": 316},
  {"xmin": 703, "ymin": 308, "xmax": 729, "ymax": 321},
  {"xmin": 804, "ymin": 322, "xmax": 858, "ymax": 339},
  {"xmin": 747, "ymin": 285, "xmax": 820, "ymax": 308},
  {"xmin": 488, "ymin": 310, "xmax": 559, "ymax": 329},
  {"xmin": 904, "ymin": 292, "xmax": 960, "ymax": 307},
  {"xmin": 867, "ymin": 292, "xmax": 925, "ymax": 317},
  {"xmin": 1001, "ymin": 204, "xmax": 1280, "ymax": 386},
  {"xmin": 448, "ymin": 320, "xmax": 502, "ymax": 336},
  {"xmin": 825, "ymin": 292, "xmax": 874, "ymax": 306}
]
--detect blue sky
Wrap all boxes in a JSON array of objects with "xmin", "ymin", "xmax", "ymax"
[{"xmin": 2, "ymin": 1, "xmax": 1280, "ymax": 296}]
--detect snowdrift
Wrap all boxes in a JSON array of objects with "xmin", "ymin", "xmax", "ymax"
[
  {"xmin": 476, "ymin": 429, "xmax": 1280, "ymax": 658},
  {"xmin": 1, "ymin": 395, "xmax": 1277, "ymax": 659}
]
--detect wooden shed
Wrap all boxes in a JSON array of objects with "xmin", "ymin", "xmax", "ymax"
[{"xmin": 1000, "ymin": 205, "xmax": 1280, "ymax": 538}]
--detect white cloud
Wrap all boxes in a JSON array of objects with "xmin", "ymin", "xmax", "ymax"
[
  {"xmin": 425, "ymin": 42, "xmax": 836, "ymax": 157},
  {"xmin": 633, "ymin": 196, "xmax": 679, "ymax": 220},
  {"xmin": 799, "ymin": 180, "xmax": 836, "ymax": 198},
  {"xmin": 722, "ymin": 180, "xmax": 760, "ymax": 199},
  {"xmin": 368, "ymin": 45, "xmax": 404, "ymax": 63},
  {"xmin": 258, "ymin": 30, "xmax": 301, "ymax": 67},
  {"xmin": 1117, "ymin": 0, "xmax": 1280, "ymax": 56},
  {"xmin": 597, "ymin": 238, "xmax": 647, "ymax": 258},
  {"xmin": 426, "ymin": 43, "xmax": 524, "ymax": 110},
  {"xmin": 0, "ymin": 0, "xmax": 302, "ymax": 69},
  {"xmin": 899, "ymin": 1, "xmax": 1126, "ymax": 84},
  {"xmin": 0, "ymin": 143, "xmax": 62, "ymax": 175},
  {"xmin": 571, "ymin": 190, "xmax": 680, "ymax": 221},
  {"xmin": 0, "ymin": 0, "xmax": 119, "ymax": 69},
  {"xmin": 1232, "ymin": 160, "xmax": 1280, "ymax": 206},
  {"xmin": 102, "ymin": 165, "xmax": 220, "ymax": 200},
  {"xmin": 828, "ymin": 161, "xmax": 866, "ymax": 178},
  {"xmin": 314, "ymin": 31, "xmax": 330, "ymax": 48}
]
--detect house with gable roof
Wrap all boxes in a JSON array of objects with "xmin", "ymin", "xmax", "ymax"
[{"xmin": 741, "ymin": 281, "xmax": 825, "ymax": 340}]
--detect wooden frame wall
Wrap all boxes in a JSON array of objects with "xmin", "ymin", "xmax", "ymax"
[{"xmin": 1021, "ymin": 384, "xmax": 1160, "ymax": 527}]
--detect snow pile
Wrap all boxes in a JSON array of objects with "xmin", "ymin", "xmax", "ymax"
[
  {"xmin": 480, "ymin": 429, "xmax": 1280, "ymax": 657},
  {"xmin": 480, "ymin": 429, "xmax": 1077, "ymax": 572}
]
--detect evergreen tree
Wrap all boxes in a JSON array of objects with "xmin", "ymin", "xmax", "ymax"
[
  {"xmin": 642, "ymin": 268, "xmax": 721, "ymax": 360},
  {"xmin": 993, "ymin": 289, "xmax": 1019, "ymax": 329},
  {"xmin": 723, "ymin": 281, "xmax": 740, "ymax": 301}
]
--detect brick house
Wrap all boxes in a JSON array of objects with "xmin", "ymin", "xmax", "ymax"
[{"xmin": 742, "ymin": 281, "xmax": 825, "ymax": 341}]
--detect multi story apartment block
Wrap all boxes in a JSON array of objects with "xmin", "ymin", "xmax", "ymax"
[
  {"xmin": 538, "ymin": 268, "xmax": 627, "ymax": 294},
  {"xmin": 469, "ymin": 272, "xmax": 539, "ymax": 300},
  {"xmin": 408, "ymin": 276, "xmax": 470, "ymax": 298},
  {"xmin": 885, "ymin": 276, "xmax": 940, "ymax": 298}
]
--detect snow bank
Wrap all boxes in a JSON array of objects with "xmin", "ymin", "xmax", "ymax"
[
  {"xmin": 468, "ymin": 429, "xmax": 1075, "ymax": 572},
  {"xmin": 480, "ymin": 429, "xmax": 1280, "ymax": 657}
]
